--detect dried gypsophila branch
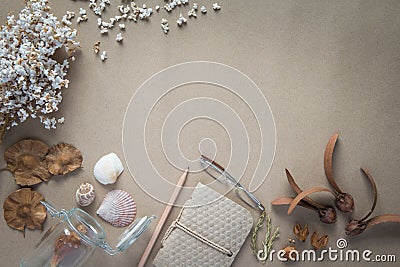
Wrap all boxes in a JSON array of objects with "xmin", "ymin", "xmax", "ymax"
[
  {"xmin": 324, "ymin": 133, "xmax": 355, "ymax": 212},
  {"xmin": 0, "ymin": 0, "xmax": 80, "ymax": 142},
  {"xmin": 345, "ymin": 168, "xmax": 400, "ymax": 236}
]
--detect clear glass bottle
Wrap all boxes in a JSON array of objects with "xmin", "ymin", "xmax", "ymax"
[{"xmin": 20, "ymin": 201, "xmax": 154, "ymax": 267}]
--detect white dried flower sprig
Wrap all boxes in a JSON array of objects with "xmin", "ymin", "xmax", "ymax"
[
  {"xmin": 77, "ymin": 8, "xmax": 88, "ymax": 24},
  {"xmin": 188, "ymin": 9, "xmax": 197, "ymax": 18},
  {"xmin": 0, "ymin": 0, "xmax": 80, "ymax": 140},
  {"xmin": 100, "ymin": 51, "xmax": 107, "ymax": 61},
  {"xmin": 177, "ymin": 13, "xmax": 187, "ymax": 26},
  {"xmin": 116, "ymin": 33, "xmax": 123, "ymax": 42},
  {"xmin": 161, "ymin": 18, "xmax": 169, "ymax": 34},
  {"xmin": 213, "ymin": 3, "xmax": 221, "ymax": 11}
]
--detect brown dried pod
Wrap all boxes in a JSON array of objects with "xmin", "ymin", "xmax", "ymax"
[
  {"xmin": 272, "ymin": 170, "xmax": 337, "ymax": 224},
  {"xmin": 310, "ymin": 231, "xmax": 329, "ymax": 250},
  {"xmin": 293, "ymin": 223, "xmax": 309, "ymax": 242},
  {"xmin": 345, "ymin": 168, "xmax": 400, "ymax": 235},
  {"xmin": 282, "ymin": 245, "xmax": 297, "ymax": 261},
  {"xmin": 272, "ymin": 196, "xmax": 337, "ymax": 224},
  {"xmin": 324, "ymin": 133, "xmax": 354, "ymax": 213},
  {"xmin": 46, "ymin": 143, "xmax": 83, "ymax": 175},
  {"xmin": 4, "ymin": 139, "xmax": 52, "ymax": 186},
  {"xmin": 3, "ymin": 188, "xmax": 47, "ymax": 235}
]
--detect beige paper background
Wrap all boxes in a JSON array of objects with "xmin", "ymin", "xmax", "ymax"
[{"xmin": 1, "ymin": 0, "xmax": 399, "ymax": 266}]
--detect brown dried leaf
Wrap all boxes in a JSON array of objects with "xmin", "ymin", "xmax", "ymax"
[
  {"xmin": 4, "ymin": 139, "xmax": 52, "ymax": 186},
  {"xmin": 310, "ymin": 232, "xmax": 328, "ymax": 250},
  {"xmin": 293, "ymin": 223, "xmax": 309, "ymax": 242},
  {"xmin": 324, "ymin": 133, "xmax": 343, "ymax": 193},
  {"xmin": 3, "ymin": 188, "xmax": 47, "ymax": 235},
  {"xmin": 46, "ymin": 143, "xmax": 83, "ymax": 175}
]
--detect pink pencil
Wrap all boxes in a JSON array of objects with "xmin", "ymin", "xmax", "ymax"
[{"xmin": 138, "ymin": 167, "xmax": 189, "ymax": 267}]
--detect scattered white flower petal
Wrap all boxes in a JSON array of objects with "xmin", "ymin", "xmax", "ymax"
[
  {"xmin": 212, "ymin": 3, "xmax": 221, "ymax": 10},
  {"xmin": 100, "ymin": 51, "xmax": 107, "ymax": 61},
  {"xmin": 188, "ymin": 9, "xmax": 197, "ymax": 18},
  {"xmin": 79, "ymin": 8, "xmax": 87, "ymax": 15},
  {"xmin": 161, "ymin": 18, "xmax": 169, "ymax": 34},
  {"xmin": 177, "ymin": 13, "xmax": 187, "ymax": 26},
  {"xmin": 116, "ymin": 33, "xmax": 123, "ymax": 42}
]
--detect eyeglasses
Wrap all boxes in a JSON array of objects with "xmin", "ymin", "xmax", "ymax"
[{"xmin": 200, "ymin": 155, "xmax": 265, "ymax": 212}]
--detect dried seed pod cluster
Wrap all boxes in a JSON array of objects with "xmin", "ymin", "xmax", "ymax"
[
  {"xmin": 0, "ymin": 0, "xmax": 80, "ymax": 142},
  {"xmin": 281, "ymin": 223, "xmax": 328, "ymax": 260},
  {"xmin": 2, "ymin": 139, "xmax": 82, "ymax": 186},
  {"xmin": 273, "ymin": 133, "xmax": 400, "ymax": 236}
]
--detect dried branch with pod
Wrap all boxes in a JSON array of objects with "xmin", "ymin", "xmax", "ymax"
[
  {"xmin": 310, "ymin": 231, "xmax": 329, "ymax": 250},
  {"xmin": 324, "ymin": 133, "xmax": 354, "ymax": 212},
  {"xmin": 271, "ymin": 169, "xmax": 337, "ymax": 224},
  {"xmin": 3, "ymin": 188, "xmax": 47, "ymax": 236},
  {"xmin": 0, "ymin": 139, "xmax": 83, "ymax": 186},
  {"xmin": 345, "ymin": 168, "xmax": 400, "ymax": 236}
]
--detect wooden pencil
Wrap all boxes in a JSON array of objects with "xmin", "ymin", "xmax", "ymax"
[{"xmin": 137, "ymin": 167, "xmax": 189, "ymax": 267}]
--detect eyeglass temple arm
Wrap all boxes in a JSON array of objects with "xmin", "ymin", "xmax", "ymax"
[
  {"xmin": 200, "ymin": 155, "xmax": 265, "ymax": 212},
  {"xmin": 200, "ymin": 155, "xmax": 225, "ymax": 171}
]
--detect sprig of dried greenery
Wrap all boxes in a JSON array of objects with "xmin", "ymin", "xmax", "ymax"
[{"xmin": 251, "ymin": 211, "xmax": 280, "ymax": 262}]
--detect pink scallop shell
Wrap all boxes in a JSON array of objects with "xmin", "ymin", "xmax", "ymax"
[{"xmin": 96, "ymin": 190, "xmax": 137, "ymax": 227}]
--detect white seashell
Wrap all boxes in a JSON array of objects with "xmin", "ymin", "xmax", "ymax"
[
  {"xmin": 94, "ymin": 153, "xmax": 123, "ymax": 184},
  {"xmin": 96, "ymin": 190, "xmax": 137, "ymax": 227},
  {"xmin": 75, "ymin": 182, "xmax": 96, "ymax": 206}
]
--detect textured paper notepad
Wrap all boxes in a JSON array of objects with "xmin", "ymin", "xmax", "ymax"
[{"xmin": 153, "ymin": 183, "xmax": 253, "ymax": 267}]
